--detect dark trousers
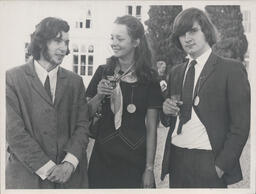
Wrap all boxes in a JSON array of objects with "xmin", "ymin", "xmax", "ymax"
[{"xmin": 169, "ymin": 144, "xmax": 227, "ymax": 188}]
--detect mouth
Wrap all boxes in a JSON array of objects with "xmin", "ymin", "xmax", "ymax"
[
  {"xmin": 185, "ymin": 44, "xmax": 195, "ymax": 49},
  {"xmin": 112, "ymin": 47, "xmax": 121, "ymax": 52},
  {"xmin": 55, "ymin": 54, "xmax": 65, "ymax": 59}
]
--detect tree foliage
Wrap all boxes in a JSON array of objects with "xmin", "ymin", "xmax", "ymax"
[
  {"xmin": 205, "ymin": 5, "xmax": 248, "ymax": 61},
  {"xmin": 145, "ymin": 6, "xmax": 185, "ymax": 70}
]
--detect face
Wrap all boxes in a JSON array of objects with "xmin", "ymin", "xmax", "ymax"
[
  {"xmin": 179, "ymin": 21, "xmax": 210, "ymax": 58},
  {"xmin": 42, "ymin": 31, "xmax": 69, "ymax": 68},
  {"xmin": 158, "ymin": 63, "xmax": 166, "ymax": 74},
  {"xmin": 110, "ymin": 24, "xmax": 138, "ymax": 59}
]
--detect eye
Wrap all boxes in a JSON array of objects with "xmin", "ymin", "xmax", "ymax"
[
  {"xmin": 54, "ymin": 38, "xmax": 62, "ymax": 43},
  {"xmin": 189, "ymin": 27, "xmax": 199, "ymax": 34}
]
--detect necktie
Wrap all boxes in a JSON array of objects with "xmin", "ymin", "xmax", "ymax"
[
  {"xmin": 177, "ymin": 59, "xmax": 197, "ymax": 134},
  {"xmin": 44, "ymin": 75, "xmax": 52, "ymax": 101}
]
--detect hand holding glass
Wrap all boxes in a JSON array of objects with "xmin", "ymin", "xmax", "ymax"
[
  {"xmin": 106, "ymin": 76, "xmax": 117, "ymax": 89},
  {"xmin": 170, "ymin": 94, "xmax": 183, "ymax": 116}
]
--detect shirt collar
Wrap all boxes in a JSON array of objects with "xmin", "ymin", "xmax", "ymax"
[
  {"xmin": 34, "ymin": 60, "xmax": 59, "ymax": 83},
  {"xmin": 187, "ymin": 48, "xmax": 212, "ymax": 68}
]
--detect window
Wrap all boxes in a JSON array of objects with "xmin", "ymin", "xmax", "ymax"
[
  {"xmin": 80, "ymin": 63, "xmax": 86, "ymax": 75},
  {"xmin": 81, "ymin": 55, "xmax": 86, "ymax": 64},
  {"xmin": 73, "ymin": 66, "xmax": 78, "ymax": 74},
  {"xmin": 136, "ymin": 6, "xmax": 141, "ymax": 16},
  {"xmin": 86, "ymin": 19, "xmax": 91, "ymax": 28},
  {"xmin": 88, "ymin": 55, "xmax": 93, "ymax": 65},
  {"xmin": 87, "ymin": 9, "xmax": 91, "ymax": 17},
  {"xmin": 88, "ymin": 45, "xmax": 94, "ymax": 53},
  {"xmin": 80, "ymin": 22, "xmax": 83, "ymax": 28},
  {"xmin": 128, "ymin": 6, "xmax": 132, "ymax": 15},
  {"xmin": 88, "ymin": 66, "xmax": 93, "ymax": 76},
  {"xmin": 72, "ymin": 43, "xmax": 94, "ymax": 76},
  {"xmin": 73, "ymin": 55, "xmax": 78, "ymax": 64}
]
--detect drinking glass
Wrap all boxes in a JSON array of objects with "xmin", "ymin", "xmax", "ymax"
[
  {"xmin": 106, "ymin": 75, "xmax": 117, "ymax": 89},
  {"xmin": 170, "ymin": 94, "xmax": 182, "ymax": 116}
]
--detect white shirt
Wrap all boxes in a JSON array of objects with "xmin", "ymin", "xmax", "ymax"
[
  {"xmin": 34, "ymin": 60, "xmax": 79, "ymax": 180},
  {"xmin": 171, "ymin": 48, "xmax": 212, "ymax": 150},
  {"xmin": 34, "ymin": 60, "xmax": 58, "ymax": 102}
]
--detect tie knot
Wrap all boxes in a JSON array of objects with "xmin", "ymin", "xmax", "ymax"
[{"xmin": 189, "ymin": 59, "xmax": 197, "ymax": 67}]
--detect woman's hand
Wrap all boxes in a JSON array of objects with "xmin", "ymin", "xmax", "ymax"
[
  {"xmin": 142, "ymin": 168, "xmax": 155, "ymax": 188},
  {"xmin": 97, "ymin": 79, "xmax": 114, "ymax": 97}
]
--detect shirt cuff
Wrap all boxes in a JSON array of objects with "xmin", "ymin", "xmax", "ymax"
[
  {"xmin": 62, "ymin": 152, "xmax": 79, "ymax": 170},
  {"xmin": 35, "ymin": 160, "xmax": 56, "ymax": 180}
]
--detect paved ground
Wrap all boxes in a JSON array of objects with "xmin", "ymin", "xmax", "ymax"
[{"xmin": 87, "ymin": 124, "xmax": 250, "ymax": 188}]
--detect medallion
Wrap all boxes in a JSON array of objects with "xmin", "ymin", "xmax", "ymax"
[
  {"xmin": 127, "ymin": 104, "xmax": 136, "ymax": 113},
  {"xmin": 194, "ymin": 96, "xmax": 200, "ymax": 106}
]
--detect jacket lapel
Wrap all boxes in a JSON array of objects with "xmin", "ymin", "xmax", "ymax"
[
  {"xmin": 54, "ymin": 67, "xmax": 68, "ymax": 107},
  {"xmin": 172, "ymin": 60, "xmax": 188, "ymax": 96},
  {"xmin": 24, "ymin": 59, "xmax": 53, "ymax": 105},
  {"xmin": 193, "ymin": 53, "xmax": 217, "ymax": 99}
]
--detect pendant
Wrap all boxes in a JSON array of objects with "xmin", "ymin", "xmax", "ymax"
[
  {"xmin": 127, "ymin": 104, "xmax": 136, "ymax": 113},
  {"xmin": 194, "ymin": 96, "xmax": 200, "ymax": 106}
]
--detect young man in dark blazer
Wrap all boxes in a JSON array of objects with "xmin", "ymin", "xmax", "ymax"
[
  {"xmin": 161, "ymin": 8, "xmax": 250, "ymax": 188},
  {"xmin": 6, "ymin": 17, "xmax": 90, "ymax": 188}
]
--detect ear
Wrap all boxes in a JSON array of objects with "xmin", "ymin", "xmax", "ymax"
[{"xmin": 133, "ymin": 39, "xmax": 140, "ymax": 48}]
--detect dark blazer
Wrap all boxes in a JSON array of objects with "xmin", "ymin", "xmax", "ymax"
[
  {"xmin": 6, "ymin": 59, "xmax": 90, "ymax": 188},
  {"xmin": 160, "ymin": 53, "xmax": 250, "ymax": 185}
]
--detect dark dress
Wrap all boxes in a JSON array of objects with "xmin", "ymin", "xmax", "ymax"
[{"xmin": 85, "ymin": 62, "xmax": 163, "ymax": 188}]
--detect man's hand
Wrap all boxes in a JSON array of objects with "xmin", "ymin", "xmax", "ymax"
[
  {"xmin": 215, "ymin": 165, "xmax": 224, "ymax": 178},
  {"xmin": 163, "ymin": 98, "xmax": 181, "ymax": 116},
  {"xmin": 47, "ymin": 162, "xmax": 74, "ymax": 183},
  {"xmin": 142, "ymin": 169, "xmax": 155, "ymax": 188}
]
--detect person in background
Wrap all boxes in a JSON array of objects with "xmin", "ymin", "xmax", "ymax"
[
  {"xmin": 156, "ymin": 60, "xmax": 168, "ymax": 95},
  {"xmin": 85, "ymin": 15, "xmax": 163, "ymax": 188},
  {"xmin": 6, "ymin": 17, "xmax": 90, "ymax": 189},
  {"xmin": 161, "ymin": 8, "xmax": 250, "ymax": 188}
]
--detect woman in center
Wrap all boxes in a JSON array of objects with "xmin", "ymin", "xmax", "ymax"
[{"xmin": 86, "ymin": 15, "xmax": 163, "ymax": 188}]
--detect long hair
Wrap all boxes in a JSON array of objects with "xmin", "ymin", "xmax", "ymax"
[
  {"xmin": 171, "ymin": 8, "xmax": 217, "ymax": 51},
  {"xmin": 28, "ymin": 17, "xmax": 70, "ymax": 60},
  {"xmin": 114, "ymin": 15, "xmax": 157, "ymax": 83}
]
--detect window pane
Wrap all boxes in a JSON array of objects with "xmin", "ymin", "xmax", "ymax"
[
  {"xmin": 80, "ymin": 22, "xmax": 83, "ymax": 28},
  {"xmin": 73, "ymin": 55, "xmax": 78, "ymax": 64},
  {"xmin": 80, "ymin": 66, "xmax": 86, "ymax": 75},
  {"xmin": 81, "ymin": 55, "xmax": 86, "ymax": 64},
  {"xmin": 88, "ymin": 55, "xmax": 93, "ymax": 65},
  {"xmin": 87, "ymin": 9, "xmax": 91, "ymax": 17},
  {"xmin": 73, "ymin": 65, "xmax": 78, "ymax": 74},
  {"xmin": 136, "ymin": 6, "xmax": 141, "ymax": 15},
  {"xmin": 86, "ymin": 19, "xmax": 91, "ymax": 28},
  {"xmin": 88, "ymin": 45, "xmax": 94, "ymax": 53},
  {"xmin": 88, "ymin": 66, "xmax": 93, "ymax": 76},
  {"xmin": 128, "ymin": 6, "xmax": 132, "ymax": 15}
]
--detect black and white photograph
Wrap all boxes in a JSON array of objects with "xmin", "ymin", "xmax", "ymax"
[{"xmin": 0, "ymin": 1, "xmax": 255, "ymax": 194}]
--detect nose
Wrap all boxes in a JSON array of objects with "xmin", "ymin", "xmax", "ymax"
[
  {"xmin": 184, "ymin": 32, "xmax": 192, "ymax": 42},
  {"xmin": 111, "ymin": 37, "xmax": 118, "ymax": 46}
]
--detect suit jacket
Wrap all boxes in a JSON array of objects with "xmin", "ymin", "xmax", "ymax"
[
  {"xmin": 6, "ymin": 59, "xmax": 90, "ymax": 189},
  {"xmin": 160, "ymin": 53, "xmax": 250, "ymax": 185}
]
